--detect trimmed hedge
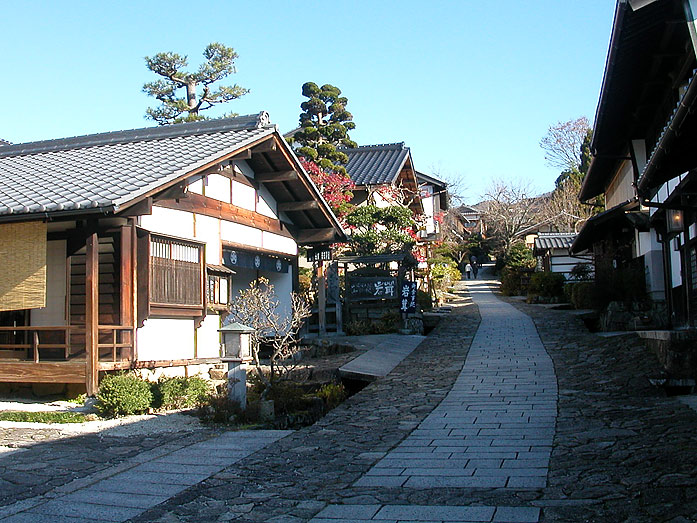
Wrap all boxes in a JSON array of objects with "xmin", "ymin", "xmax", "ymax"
[
  {"xmin": 155, "ymin": 376, "xmax": 211, "ymax": 410},
  {"xmin": 96, "ymin": 373, "xmax": 153, "ymax": 417}
]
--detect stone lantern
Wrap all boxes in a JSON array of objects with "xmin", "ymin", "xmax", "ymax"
[
  {"xmin": 219, "ymin": 322, "xmax": 256, "ymax": 407},
  {"xmin": 219, "ymin": 322, "xmax": 255, "ymax": 361}
]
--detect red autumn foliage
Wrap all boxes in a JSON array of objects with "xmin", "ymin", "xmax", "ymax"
[{"xmin": 299, "ymin": 158, "xmax": 355, "ymax": 216}]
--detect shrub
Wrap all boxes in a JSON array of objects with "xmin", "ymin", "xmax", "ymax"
[
  {"xmin": 571, "ymin": 282, "xmax": 599, "ymax": 309},
  {"xmin": 528, "ymin": 272, "xmax": 566, "ymax": 298},
  {"xmin": 155, "ymin": 376, "xmax": 211, "ymax": 410},
  {"xmin": 501, "ymin": 267, "xmax": 526, "ymax": 296},
  {"xmin": 570, "ymin": 263, "xmax": 593, "ymax": 281},
  {"xmin": 315, "ymin": 383, "xmax": 347, "ymax": 410},
  {"xmin": 416, "ymin": 289, "xmax": 432, "ymax": 311},
  {"xmin": 345, "ymin": 319, "xmax": 371, "ymax": 336},
  {"xmin": 96, "ymin": 373, "xmax": 153, "ymax": 417},
  {"xmin": 197, "ymin": 390, "xmax": 246, "ymax": 424},
  {"xmin": 505, "ymin": 243, "xmax": 536, "ymax": 270}
]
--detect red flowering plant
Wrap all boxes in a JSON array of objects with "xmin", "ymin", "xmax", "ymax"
[{"xmin": 299, "ymin": 158, "xmax": 355, "ymax": 218}]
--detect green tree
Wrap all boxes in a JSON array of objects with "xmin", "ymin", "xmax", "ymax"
[
  {"xmin": 344, "ymin": 205, "xmax": 415, "ymax": 255},
  {"xmin": 290, "ymin": 82, "xmax": 357, "ymax": 175},
  {"xmin": 143, "ymin": 42, "xmax": 248, "ymax": 125}
]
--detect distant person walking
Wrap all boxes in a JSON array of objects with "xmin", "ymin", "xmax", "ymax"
[
  {"xmin": 472, "ymin": 261, "xmax": 479, "ymax": 279},
  {"xmin": 465, "ymin": 262, "xmax": 472, "ymax": 279}
]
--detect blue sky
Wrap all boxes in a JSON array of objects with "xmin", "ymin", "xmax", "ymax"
[{"xmin": 1, "ymin": 1, "xmax": 616, "ymax": 203}]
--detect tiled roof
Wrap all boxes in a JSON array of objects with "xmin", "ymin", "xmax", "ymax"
[
  {"xmin": 341, "ymin": 143, "xmax": 410, "ymax": 186},
  {"xmin": 534, "ymin": 233, "xmax": 576, "ymax": 251},
  {"xmin": 0, "ymin": 113, "xmax": 273, "ymax": 219}
]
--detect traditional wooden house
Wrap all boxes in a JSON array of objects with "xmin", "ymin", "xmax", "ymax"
[
  {"xmin": 341, "ymin": 143, "xmax": 424, "ymax": 216},
  {"xmin": 533, "ymin": 233, "xmax": 593, "ymax": 279},
  {"xmin": 0, "ymin": 113, "xmax": 344, "ymax": 395},
  {"xmin": 415, "ymin": 171, "xmax": 448, "ymax": 242},
  {"xmin": 572, "ymin": 0, "xmax": 697, "ymax": 323}
]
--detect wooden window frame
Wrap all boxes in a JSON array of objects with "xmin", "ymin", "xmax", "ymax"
[{"xmin": 146, "ymin": 233, "xmax": 206, "ymax": 318}]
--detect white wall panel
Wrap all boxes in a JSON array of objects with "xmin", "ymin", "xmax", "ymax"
[
  {"xmin": 195, "ymin": 214, "xmax": 221, "ymax": 264},
  {"xmin": 197, "ymin": 314, "xmax": 222, "ymax": 358},
  {"xmin": 137, "ymin": 318, "xmax": 195, "ymax": 361},
  {"xmin": 263, "ymin": 232, "xmax": 297, "ymax": 255},
  {"xmin": 206, "ymin": 174, "xmax": 232, "ymax": 203},
  {"xmin": 232, "ymin": 180, "xmax": 256, "ymax": 211},
  {"xmin": 141, "ymin": 207, "xmax": 195, "ymax": 240},
  {"xmin": 221, "ymin": 221, "xmax": 263, "ymax": 247}
]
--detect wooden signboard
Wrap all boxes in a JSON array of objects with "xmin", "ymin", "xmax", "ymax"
[{"xmin": 347, "ymin": 276, "xmax": 398, "ymax": 301}]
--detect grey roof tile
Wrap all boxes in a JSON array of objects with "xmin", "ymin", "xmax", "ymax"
[
  {"xmin": 0, "ymin": 114, "xmax": 274, "ymax": 219},
  {"xmin": 534, "ymin": 233, "xmax": 576, "ymax": 250},
  {"xmin": 341, "ymin": 143, "xmax": 410, "ymax": 186}
]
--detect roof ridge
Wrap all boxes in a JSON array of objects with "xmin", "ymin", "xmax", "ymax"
[
  {"xmin": 339, "ymin": 142, "xmax": 406, "ymax": 152},
  {"xmin": 0, "ymin": 112, "xmax": 273, "ymax": 158}
]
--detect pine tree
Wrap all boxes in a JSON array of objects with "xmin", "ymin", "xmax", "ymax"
[
  {"xmin": 143, "ymin": 42, "xmax": 248, "ymax": 125},
  {"xmin": 291, "ymin": 82, "xmax": 356, "ymax": 175}
]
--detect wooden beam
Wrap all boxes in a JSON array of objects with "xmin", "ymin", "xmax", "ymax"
[
  {"xmin": 251, "ymin": 139, "xmax": 277, "ymax": 153},
  {"xmin": 118, "ymin": 197, "xmax": 152, "ymax": 217},
  {"xmin": 277, "ymin": 201, "xmax": 320, "ymax": 212},
  {"xmin": 232, "ymin": 149, "xmax": 252, "ymax": 160},
  {"xmin": 155, "ymin": 193, "xmax": 293, "ymax": 238},
  {"xmin": 85, "ymin": 232, "xmax": 99, "ymax": 396},
  {"xmin": 255, "ymin": 170, "xmax": 299, "ymax": 182},
  {"xmin": 0, "ymin": 363, "xmax": 86, "ymax": 383},
  {"xmin": 297, "ymin": 228, "xmax": 337, "ymax": 244}
]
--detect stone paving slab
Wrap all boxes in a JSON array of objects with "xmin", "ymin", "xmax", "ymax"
[
  {"xmin": 338, "ymin": 335, "xmax": 426, "ymax": 381},
  {"xmin": 311, "ymin": 504, "xmax": 540, "ymax": 522},
  {"xmin": 0, "ymin": 429, "xmax": 291, "ymax": 522}
]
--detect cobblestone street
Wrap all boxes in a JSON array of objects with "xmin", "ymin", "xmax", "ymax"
[{"xmin": 0, "ymin": 275, "xmax": 696, "ymax": 522}]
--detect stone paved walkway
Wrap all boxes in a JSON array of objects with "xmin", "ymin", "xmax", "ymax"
[{"xmin": 355, "ymin": 279, "xmax": 556, "ymax": 492}]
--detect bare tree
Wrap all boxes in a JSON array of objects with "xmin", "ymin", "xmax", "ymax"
[
  {"xmin": 228, "ymin": 278, "xmax": 311, "ymax": 399},
  {"xmin": 482, "ymin": 179, "xmax": 539, "ymax": 253},
  {"xmin": 537, "ymin": 178, "xmax": 594, "ymax": 233},
  {"xmin": 540, "ymin": 116, "xmax": 591, "ymax": 174}
]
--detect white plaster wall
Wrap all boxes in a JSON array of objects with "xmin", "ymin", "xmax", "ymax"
[
  {"xmin": 141, "ymin": 207, "xmax": 195, "ymax": 240},
  {"xmin": 262, "ymin": 232, "xmax": 297, "ymax": 255},
  {"xmin": 221, "ymin": 221, "xmax": 263, "ymax": 248},
  {"xmin": 31, "ymin": 240, "xmax": 66, "ymax": 326},
  {"xmin": 195, "ymin": 214, "xmax": 221, "ymax": 265},
  {"xmin": 644, "ymin": 248, "xmax": 665, "ymax": 299},
  {"xmin": 257, "ymin": 185, "xmax": 278, "ymax": 219},
  {"xmin": 206, "ymin": 174, "xmax": 231, "ymax": 203},
  {"xmin": 232, "ymin": 180, "xmax": 256, "ymax": 211},
  {"xmin": 189, "ymin": 178, "xmax": 204, "ymax": 195},
  {"xmin": 137, "ymin": 318, "xmax": 195, "ymax": 361},
  {"xmin": 422, "ymin": 190, "xmax": 435, "ymax": 234},
  {"xmin": 197, "ymin": 314, "xmax": 222, "ymax": 358}
]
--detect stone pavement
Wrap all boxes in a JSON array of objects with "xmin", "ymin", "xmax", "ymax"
[{"xmin": 0, "ymin": 430, "xmax": 290, "ymax": 522}]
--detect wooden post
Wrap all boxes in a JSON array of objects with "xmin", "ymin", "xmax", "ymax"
[
  {"xmin": 334, "ymin": 262, "xmax": 343, "ymax": 335},
  {"xmin": 85, "ymin": 231, "xmax": 99, "ymax": 396},
  {"xmin": 317, "ymin": 261, "xmax": 326, "ymax": 336},
  {"xmin": 120, "ymin": 225, "xmax": 134, "ymax": 360}
]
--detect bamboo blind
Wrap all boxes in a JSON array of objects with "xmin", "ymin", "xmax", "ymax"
[{"xmin": 0, "ymin": 221, "xmax": 47, "ymax": 311}]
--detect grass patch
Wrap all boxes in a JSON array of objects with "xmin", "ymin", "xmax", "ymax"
[{"xmin": 0, "ymin": 411, "xmax": 91, "ymax": 424}]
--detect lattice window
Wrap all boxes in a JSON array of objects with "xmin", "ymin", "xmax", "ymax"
[{"xmin": 149, "ymin": 235, "xmax": 203, "ymax": 307}]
